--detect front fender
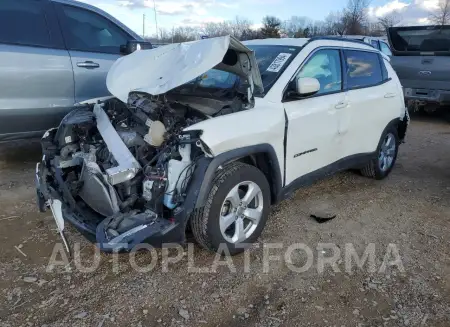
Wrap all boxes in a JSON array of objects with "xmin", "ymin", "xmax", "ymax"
[
  {"xmin": 184, "ymin": 104, "xmax": 285, "ymax": 208},
  {"xmin": 185, "ymin": 104, "xmax": 285, "ymax": 158}
]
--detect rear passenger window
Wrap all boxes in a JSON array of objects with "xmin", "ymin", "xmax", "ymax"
[
  {"xmin": 0, "ymin": 0, "xmax": 51, "ymax": 47},
  {"xmin": 298, "ymin": 49, "xmax": 342, "ymax": 95},
  {"xmin": 371, "ymin": 40, "xmax": 379, "ymax": 49},
  {"xmin": 344, "ymin": 50, "xmax": 383, "ymax": 89}
]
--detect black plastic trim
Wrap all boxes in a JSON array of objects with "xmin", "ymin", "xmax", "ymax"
[
  {"xmin": 194, "ymin": 144, "xmax": 283, "ymax": 208},
  {"xmin": 280, "ymin": 152, "xmax": 374, "ymax": 201},
  {"xmin": 283, "ymin": 111, "xmax": 288, "ymax": 187}
]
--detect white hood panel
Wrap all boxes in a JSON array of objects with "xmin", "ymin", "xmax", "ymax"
[{"xmin": 107, "ymin": 35, "xmax": 263, "ymax": 103}]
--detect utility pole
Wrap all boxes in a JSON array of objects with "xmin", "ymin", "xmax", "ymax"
[
  {"xmin": 143, "ymin": 14, "xmax": 145, "ymax": 38},
  {"xmin": 153, "ymin": 0, "xmax": 158, "ymax": 39}
]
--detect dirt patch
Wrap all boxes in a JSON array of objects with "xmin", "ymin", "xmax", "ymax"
[{"xmin": 0, "ymin": 118, "xmax": 449, "ymax": 327}]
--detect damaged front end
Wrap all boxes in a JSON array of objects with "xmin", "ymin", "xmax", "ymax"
[
  {"xmin": 36, "ymin": 97, "xmax": 213, "ymax": 252},
  {"xmin": 35, "ymin": 35, "xmax": 262, "ymax": 252}
]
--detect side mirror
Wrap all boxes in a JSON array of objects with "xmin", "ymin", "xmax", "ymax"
[
  {"xmin": 295, "ymin": 77, "xmax": 320, "ymax": 96},
  {"xmin": 120, "ymin": 40, "xmax": 153, "ymax": 55}
]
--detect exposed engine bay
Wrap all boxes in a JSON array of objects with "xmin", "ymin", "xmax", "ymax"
[
  {"xmin": 35, "ymin": 35, "xmax": 264, "ymax": 251},
  {"xmin": 39, "ymin": 93, "xmax": 232, "ymax": 245}
]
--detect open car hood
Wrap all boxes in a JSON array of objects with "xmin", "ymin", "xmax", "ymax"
[{"xmin": 107, "ymin": 35, "xmax": 263, "ymax": 103}]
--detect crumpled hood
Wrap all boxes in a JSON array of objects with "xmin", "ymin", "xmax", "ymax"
[{"xmin": 107, "ymin": 35, "xmax": 263, "ymax": 103}]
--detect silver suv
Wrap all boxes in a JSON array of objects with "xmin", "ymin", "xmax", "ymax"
[{"xmin": 0, "ymin": 0, "xmax": 150, "ymax": 141}]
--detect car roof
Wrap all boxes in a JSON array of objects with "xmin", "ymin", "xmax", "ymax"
[
  {"xmin": 243, "ymin": 38, "xmax": 309, "ymax": 47},
  {"xmin": 244, "ymin": 37, "xmax": 389, "ymax": 60},
  {"xmin": 340, "ymin": 35, "xmax": 366, "ymax": 40},
  {"xmin": 244, "ymin": 37, "xmax": 374, "ymax": 50}
]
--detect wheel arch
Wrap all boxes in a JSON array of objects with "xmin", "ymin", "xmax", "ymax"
[
  {"xmin": 194, "ymin": 144, "xmax": 282, "ymax": 209},
  {"xmin": 383, "ymin": 116, "xmax": 408, "ymax": 144}
]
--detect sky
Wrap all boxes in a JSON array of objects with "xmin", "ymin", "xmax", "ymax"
[{"xmin": 77, "ymin": 0, "xmax": 442, "ymax": 36}]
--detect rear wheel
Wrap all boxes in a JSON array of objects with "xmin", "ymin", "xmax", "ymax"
[
  {"xmin": 361, "ymin": 127, "xmax": 399, "ymax": 180},
  {"xmin": 190, "ymin": 162, "xmax": 271, "ymax": 255}
]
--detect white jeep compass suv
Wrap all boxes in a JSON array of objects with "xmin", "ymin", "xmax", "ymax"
[{"xmin": 36, "ymin": 36, "xmax": 409, "ymax": 255}]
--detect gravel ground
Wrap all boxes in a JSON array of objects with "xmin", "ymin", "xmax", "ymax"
[{"xmin": 0, "ymin": 117, "xmax": 449, "ymax": 327}]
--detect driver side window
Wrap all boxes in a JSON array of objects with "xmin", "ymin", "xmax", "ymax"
[
  {"xmin": 298, "ymin": 49, "xmax": 342, "ymax": 96},
  {"xmin": 58, "ymin": 4, "xmax": 130, "ymax": 54}
]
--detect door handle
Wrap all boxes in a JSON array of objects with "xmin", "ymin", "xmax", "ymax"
[
  {"xmin": 384, "ymin": 93, "xmax": 396, "ymax": 98},
  {"xmin": 77, "ymin": 61, "xmax": 100, "ymax": 68},
  {"xmin": 335, "ymin": 101, "xmax": 347, "ymax": 109}
]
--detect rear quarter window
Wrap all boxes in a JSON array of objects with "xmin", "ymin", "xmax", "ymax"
[{"xmin": 344, "ymin": 50, "xmax": 383, "ymax": 89}]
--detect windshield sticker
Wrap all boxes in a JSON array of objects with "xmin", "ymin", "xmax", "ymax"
[{"xmin": 266, "ymin": 53, "xmax": 292, "ymax": 72}]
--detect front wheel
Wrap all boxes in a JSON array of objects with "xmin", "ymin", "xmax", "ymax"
[
  {"xmin": 361, "ymin": 126, "xmax": 399, "ymax": 180},
  {"xmin": 190, "ymin": 162, "xmax": 271, "ymax": 255}
]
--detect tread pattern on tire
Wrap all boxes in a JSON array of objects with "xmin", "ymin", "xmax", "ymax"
[
  {"xmin": 190, "ymin": 161, "xmax": 248, "ymax": 252},
  {"xmin": 360, "ymin": 126, "xmax": 399, "ymax": 180},
  {"xmin": 361, "ymin": 160, "xmax": 376, "ymax": 178}
]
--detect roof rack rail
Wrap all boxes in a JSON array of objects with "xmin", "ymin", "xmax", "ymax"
[{"xmin": 308, "ymin": 36, "xmax": 373, "ymax": 47}]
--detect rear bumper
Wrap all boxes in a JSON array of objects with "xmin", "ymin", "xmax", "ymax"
[{"xmin": 404, "ymin": 88, "xmax": 450, "ymax": 105}]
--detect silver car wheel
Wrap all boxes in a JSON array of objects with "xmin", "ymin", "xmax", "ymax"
[
  {"xmin": 219, "ymin": 181, "xmax": 264, "ymax": 244},
  {"xmin": 378, "ymin": 132, "xmax": 396, "ymax": 172}
]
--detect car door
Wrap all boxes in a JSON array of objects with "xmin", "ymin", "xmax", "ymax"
[
  {"xmin": 338, "ymin": 49, "xmax": 399, "ymax": 159},
  {"xmin": 0, "ymin": 0, "xmax": 74, "ymax": 141},
  {"xmin": 283, "ymin": 49, "xmax": 346, "ymax": 186},
  {"xmin": 54, "ymin": 3, "xmax": 133, "ymax": 103}
]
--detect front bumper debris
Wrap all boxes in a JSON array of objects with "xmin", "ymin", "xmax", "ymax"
[
  {"xmin": 35, "ymin": 125, "xmax": 212, "ymax": 253},
  {"xmin": 36, "ymin": 152, "xmax": 186, "ymax": 253}
]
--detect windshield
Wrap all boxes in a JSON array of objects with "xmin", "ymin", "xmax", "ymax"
[
  {"xmin": 172, "ymin": 69, "xmax": 240, "ymax": 97},
  {"xmin": 388, "ymin": 26, "xmax": 450, "ymax": 54},
  {"xmin": 246, "ymin": 45, "xmax": 301, "ymax": 95},
  {"xmin": 175, "ymin": 45, "xmax": 301, "ymax": 97}
]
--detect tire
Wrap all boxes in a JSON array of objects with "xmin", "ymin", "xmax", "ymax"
[
  {"xmin": 360, "ymin": 126, "xmax": 399, "ymax": 180},
  {"xmin": 190, "ymin": 162, "xmax": 271, "ymax": 255}
]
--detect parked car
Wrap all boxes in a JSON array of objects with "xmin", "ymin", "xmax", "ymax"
[
  {"xmin": 0, "ymin": 0, "xmax": 151, "ymax": 142},
  {"xmin": 341, "ymin": 35, "xmax": 393, "ymax": 56},
  {"xmin": 35, "ymin": 36, "xmax": 409, "ymax": 255},
  {"xmin": 387, "ymin": 25, "xmax": 450, "ymax": 113}
]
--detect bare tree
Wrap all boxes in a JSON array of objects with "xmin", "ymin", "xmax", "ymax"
[
  {"xmin": 202, "ymin": 22, "xmax": 231, "ymax": 37},
  {"xmin": 283, "ymin": 16, "xmax": 311, "ymax": 37},
  {"xmin": 240, "ymin": 28, "xmax": 263, "ymax": 40},
  {"xmin": 170, "ymin": 27, "xmax": 197, "ymax": 43},
  {"xmin": 378, "ymin": 12, "xmax": 402, "ymax": 30},
  {"xmin": 430, "ymin": 0, "xmax": 450, "ymax": 25},
  {"xmin": 261, "ymin": 16, "xmax": 282, "ymax": 38},
  {"xmin": 324, "ymin": 11, "xmax": 349, "ymax": 35},
  {"xmin": 231, "ymin": 16, "xmax": 253, "ymax": 38},
  {"xmin": 200, "ymin": 17, "xmax": 253, "ymax": 39},
  {"xmin": 344, "ymin": 0, "xmax": 371, "ymax": 35}
]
